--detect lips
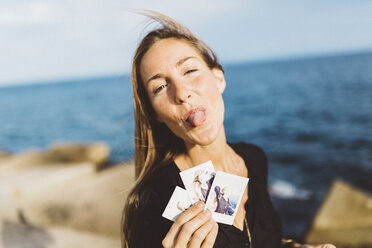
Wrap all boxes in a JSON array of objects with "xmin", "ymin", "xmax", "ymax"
[{"xmin": 184, "ymin": 107, "xmax": 207, "ymax": 127}]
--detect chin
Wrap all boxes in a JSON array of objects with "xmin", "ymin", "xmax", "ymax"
[
  {"xmin": 189, "ymin": 124, "xmax": 220, "ymax": 146},
  {"xmin": 193, "ymin": 137, "xmax": 215, "ymax": 146}
]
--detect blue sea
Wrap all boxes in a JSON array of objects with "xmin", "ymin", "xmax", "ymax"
[{"xmin": 1, "ymin": 51, "xmax": 371, "ymax": 239}]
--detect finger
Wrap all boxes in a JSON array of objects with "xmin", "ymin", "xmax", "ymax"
[
  {"xmin": 201, "ymin": 221, "xmax": 218, "ymax": 248},
  {"xmin": 174, "ymin": 209, "xmax": 212, "ymax": 247},
  {"xmin": 162, "ymin": 201, "xmax": 205, "ymax": 247},
  {"xmin": 188, "ymin": 216, "xmax": 215, "ymax": 248}
]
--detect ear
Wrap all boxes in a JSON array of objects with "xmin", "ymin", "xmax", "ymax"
[{"xmin": 212, "ymin": 68, "xmax": 226, "ymax": 94}]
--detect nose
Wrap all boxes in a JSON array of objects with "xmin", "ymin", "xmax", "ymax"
[{"xmin": 173, "ymin": 80, "xmax": 192, "ymax": 104}]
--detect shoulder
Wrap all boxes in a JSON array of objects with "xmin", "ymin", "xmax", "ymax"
[
  {"xmin": 128, "ymin": 161, "xmax": 180, "ymax": 229},
  {"xmin": 127, "ymin": 162, "xmax": 179, "ymax": 247},
  {"xmin": 147, "ymin": 161, "xmax": 182, "ymax": 191},
  {"xmin": 137, "ymin": 160, "xmax": 182, "ymax": 212}
]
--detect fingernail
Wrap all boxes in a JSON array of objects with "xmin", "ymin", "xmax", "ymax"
[
  {"xmin": 195, "ymin": 201, "xmax": 204, "ymax": 208},
  {"xmin": 204, "ymin": 210, "xmax": 211, "ymax": 216}
]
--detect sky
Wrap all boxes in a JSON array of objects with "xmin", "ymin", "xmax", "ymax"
[{"xmin": 1, "ymin": 0, "xmax": 372, "ymax": 87}]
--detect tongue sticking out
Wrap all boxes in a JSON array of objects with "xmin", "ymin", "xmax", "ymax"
[{"xmin": 186, "ymin": 109, "xmax": 206, "ymax": 127}]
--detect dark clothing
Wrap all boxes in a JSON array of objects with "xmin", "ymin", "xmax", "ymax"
[{"xmin": 129, "ymin": 143, "xmax": 283, "ymax": 248}]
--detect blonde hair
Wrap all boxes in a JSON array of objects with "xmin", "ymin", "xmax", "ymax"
[{"xmin": 121, "ymin": 10, "xmax": 223, "ymax": 247}]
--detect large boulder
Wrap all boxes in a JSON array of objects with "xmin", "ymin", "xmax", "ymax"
[
  {"xmin": 0, "ymin": 142, "xmax": 110, "ymax": 174},
  {"xmin": 0, "ymin": 143, "xmax": 110, "ymax": 222},
  {"xmin": 305, "ymin": 179, "xmax": 372, "ymax": 247},
  {"xmin": 18, "ymin": 162, "xmax": 135, "ymax": 237},
  {"xmin": 47, "ymin": 142, "xmax": 110, "ymax": 171},
  {"xmin": 0, "ymin": 162, "xmax": 95, "ymax": 222},
  {"xmin": 0, "ymin": 150, "xmax": 11, "ymax": 159}
]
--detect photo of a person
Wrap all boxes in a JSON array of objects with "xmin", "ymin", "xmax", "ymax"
[
  {"xmin": 179, "ymin": 160, "xmax": 215, "ymax": 203},
  {"xmin": 204, "ymin": 171, "xmax": 248, "ymax": 225},
  {"xmin": 193, "ymin": 169, "xmax": 214, "ymax": 201},
  {"xmin": 214, "ymin": 186, "xmax": 234, "ymax": 216}
]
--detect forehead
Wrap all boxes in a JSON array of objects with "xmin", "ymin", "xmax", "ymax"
[{"xmin": 140, "ymin": 38, "xmax": 203, "ymax": 79}]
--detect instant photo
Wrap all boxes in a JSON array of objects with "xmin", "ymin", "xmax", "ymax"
[
  {"xmin": 162, "ymin": 186, "xmax": 192, "ymax": 222},
  {"xmin": 205, "ymin": 171, "xmax": 249, "ymax": 225},
  {"xmin": 179, "ymin": 160, "xmax": 216, "ymax": 203}
]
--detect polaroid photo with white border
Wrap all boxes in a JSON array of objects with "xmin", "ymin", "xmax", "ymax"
[
  {"xmin": 179, "ymin": 160, "xmax": 216, "ymax": 203},
  {"xmin": 162, "ymin": 186, "xmax": 192, "ymax": 222},
  {"xmin": 205, "ymin": 171, "xmax": 249, "ymax": 225}
]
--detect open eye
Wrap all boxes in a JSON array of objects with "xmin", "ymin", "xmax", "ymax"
[
  {"xmin": 184, "ymin": 69, "xmax": 197, "ymax": 75},
  {"xmin": 154, "ymin": 84, "xmax": 167, "ymax": 95}
]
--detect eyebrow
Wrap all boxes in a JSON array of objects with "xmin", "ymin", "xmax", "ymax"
[
  {"xmin": 176, "ymin": 56, "xmax": 196, "ymax": 67},
  {"xmin": 145, "ymin": 56, "xmax": 197, "ymax": 85}
]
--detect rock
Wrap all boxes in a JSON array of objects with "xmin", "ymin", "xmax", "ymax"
[
  {"xmin": 0, "ymin": 150, "xmax": 11, "ymax": 158},
  {"xmin": 0, "ymin": 142, "xmax": 133, "ymax": 238},
  {"xmin": 0, "ymin": 143, "xmax": 111, "ymax": 221},
  {"xmin": 305, "ymin": 179, "xmax": 372, "ymax": 247},
  {"xmin": 18, "ymin": 162, "xmax": 135, "ymax": 237},
  {"xmin": 48, "ymin": 142, "xmax": 110, "ymax": 171},
  {"xmin": 0, "ymin": 162, "xmax": 95, "ymax": 222},
  {"xmin": 0, "ymin": 220, "xmax": 120, "ymax": 248},
  {"xmin": 0, "ymin": 142, "xmax": 110, "ymax": 174},
  {"xmin": 0, "ymin": 150, "xmax": 12, "ymax": 165}
]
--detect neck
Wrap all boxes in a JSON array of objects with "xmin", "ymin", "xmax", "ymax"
[{"xmin": 176, "ymin": 126, "xmax": 237, "ymax": 173}]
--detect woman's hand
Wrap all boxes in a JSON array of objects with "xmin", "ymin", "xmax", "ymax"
[{"xmin": 162, "ymin": 201, "xmax": 218, "ymax": 248}]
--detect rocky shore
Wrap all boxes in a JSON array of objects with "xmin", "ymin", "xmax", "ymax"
[
  {"xmin": 0, "ymin": 142, "xmax": 134, "ymax": 248},
  {"xmin": 1, "ymin": 143, "xmax": 371, "ymax": 248}
]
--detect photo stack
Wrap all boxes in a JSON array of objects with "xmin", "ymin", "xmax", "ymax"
[{"xmin": 162, "ymin": 161, "xmax": 249, "ymax": 225}]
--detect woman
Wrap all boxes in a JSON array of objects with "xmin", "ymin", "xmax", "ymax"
[
  {"xmin": 121, "ymin": 11, "xmax": 335, "ymax": 248},
  {"xmin": 214, "ymin": 186, "xmax": 234, "ymax": 216}
]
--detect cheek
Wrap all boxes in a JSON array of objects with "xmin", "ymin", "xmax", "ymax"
[
  {"xmin": 151, "ymin": 97, "xmax": 175, "ymax": 123},
  {"xmin": 201, "ymin": 79, "xmax": 223, "ymax": 104},
  {"xmin": 197, "ymin": 74, "xmax": 220, "ymax": 97},
  {"xmin": 205, "ymin": 84, "xmax": 225, "ymax": 120}
]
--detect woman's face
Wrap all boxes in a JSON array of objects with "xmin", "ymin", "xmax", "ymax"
[{"xmin": 140, "ymin": 38, "xmax": 226, "ymax": 147}]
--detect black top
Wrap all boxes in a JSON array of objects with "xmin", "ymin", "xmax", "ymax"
[{"xmin": 129, "ymin": 143, "xmax": 283, "ymax": 248}]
